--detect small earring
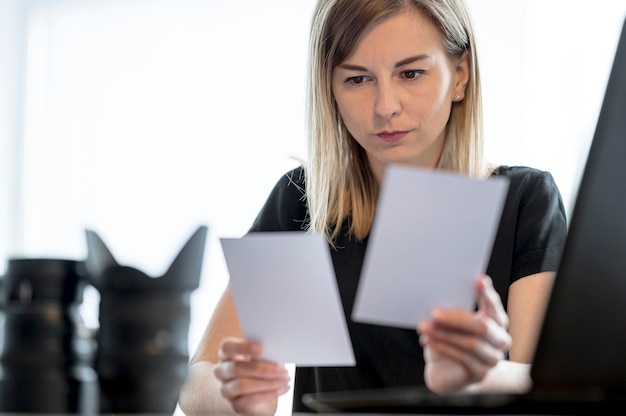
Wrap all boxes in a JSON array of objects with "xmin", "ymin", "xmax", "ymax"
[{"xmin": 454, "ymin": 93, "xmax": 462, "ymax": 101}]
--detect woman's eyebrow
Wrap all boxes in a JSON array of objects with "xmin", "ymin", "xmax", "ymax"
[
  {"xmin": 337, "ymin": 54, "xmax": 431, "ymax": 71},
  {"xmin": 336, "ymin": 63, "xmax": 368, "ymax": 71},
  {"xmin": 394, "ymin": 54, "xmax": 431, "ymax": 68}
]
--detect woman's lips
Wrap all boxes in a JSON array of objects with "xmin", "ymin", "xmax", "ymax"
[{"xmin": 377, "ymin": 130, "xmax": 408, "ymax": 142}]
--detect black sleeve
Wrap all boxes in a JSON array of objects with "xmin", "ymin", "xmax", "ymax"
[
  {"xmin": 511, "ymin": 169, "xmax": 568, "ymax": 280},
  {"xmin": 248, "ymin": 167, "xmax": 308, "ymax": 233},
  {"xmin": 488, "ymin": 166, "xmax": 568, "ymax": 306}
]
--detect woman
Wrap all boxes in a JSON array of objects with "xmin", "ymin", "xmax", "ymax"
[{"xmin": 178, "ymin": 0, "xmax": 567, "ymax": 414}]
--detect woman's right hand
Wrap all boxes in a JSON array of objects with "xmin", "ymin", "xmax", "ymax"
[{"xmin": 213, "ymin": 336, "xmax": 291, "ymax": 415}]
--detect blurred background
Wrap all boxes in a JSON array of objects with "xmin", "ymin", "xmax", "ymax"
[{"xmin": 2, "ymin": 0, "xmax": 626, "ymax": 414}]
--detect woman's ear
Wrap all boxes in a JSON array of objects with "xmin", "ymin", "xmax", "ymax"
[{"xmin": 453, "ymin": 50, "xmax": 470, "ymax": 100}]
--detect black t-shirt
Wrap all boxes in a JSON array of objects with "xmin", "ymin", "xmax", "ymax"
[{"xmin": 248, "ymin": 165, "xmax": 568, "ymax": 412}]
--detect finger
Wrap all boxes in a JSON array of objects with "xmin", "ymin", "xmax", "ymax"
[
  {"xmin": 429, "ymin": 309, "xmax": 486, "ymax": 335},
  {"xmin": 483, "ymin": 316, "xmax": 512, "ymax": 350},
  {"xmin": 229, "ymin": 387, "xmax": 291, "ymax": 416},
  {"xmin": 213, "ymin": 359, "xmax": 290, "ymax": 383},
  {"xmin": 423, "ymin": 312, "xmax": 511, "ymax": 352},
  {"xmin": 219, "ymin": 336, "xmax": 263, "ymax": 361},
  {"xmin": 220, "ymin": 376, "xmax": 290, "ymax": 401},
  {"xmin": 421, "ymin": 322, "xmax": 506, "ymax": 366},
  {"xmin": 425, "ymin": 338, "xmax": 494, "ymax": 384},
  {"xmin": 477, "ymin": 275, "xmax": 509, "ymax": 328}
]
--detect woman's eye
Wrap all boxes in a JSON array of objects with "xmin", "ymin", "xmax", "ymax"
[
  {"xmin": 346, "ymin": 75, "xmax": 367, "ymax": 84},
  {"xmin": 402, "ymin": 69, "xmax": 424, "ymax": 79}
]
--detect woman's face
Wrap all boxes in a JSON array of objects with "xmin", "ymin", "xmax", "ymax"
[{"xmin": 331, "ymin": 7, "xmax": 468, "ymax": 182}]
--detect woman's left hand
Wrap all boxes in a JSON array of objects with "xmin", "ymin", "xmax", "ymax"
[{"xmin": 418, "ymin": 275, "xmax": 512, "ymax": 394}]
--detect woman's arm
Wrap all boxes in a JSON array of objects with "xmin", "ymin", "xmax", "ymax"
[
  {"xmin": 178, "ymin": 288, "xmax": 243, "ymax": 415},
  {"xmin": 506, "ymin": 271, "xmax": 556, "ymax": 363}
]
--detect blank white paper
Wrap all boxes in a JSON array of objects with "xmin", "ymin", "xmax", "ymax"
[
  {"xmin": 220, "ymin": 233, "xmax": 355, "ymax": 366},
  {"xmin": 352, "ymin": 164, "xmax": 510, "ymax": 329}
]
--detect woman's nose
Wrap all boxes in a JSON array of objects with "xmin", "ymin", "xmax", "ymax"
[{"xmin": 374, "ymin": 81, "xmax": 401, "ymax": 119}]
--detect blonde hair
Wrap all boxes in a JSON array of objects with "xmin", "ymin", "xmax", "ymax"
[{"xmin": 305, "ymin": 0, "xmax": 485, "ymax": 244}]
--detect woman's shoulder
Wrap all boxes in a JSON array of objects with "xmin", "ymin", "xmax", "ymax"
[
  {"xmin": 490, "ymin": 165, "xmax": 560, "ymax": 192},
  {"xmin": 256, "ymin": 166, "xmax": 305, "ymax": 198},
  {"xmin": 490, "ymin": 164, "xmax": 565, "ymax": 219},
  {"xmin": 248, "ymin": 166, "xmax": 308, "ymax": 232},
  {"xmin": 278, "ymin": 166, "xmax": 306, "ymax": 189},
  {"xmin": 267, "ymin": 166, "xmax": 306, "ymax": 203},
  {"xmin": 491, "ymin": 164, "xmax": 553, "ymax": 178}
]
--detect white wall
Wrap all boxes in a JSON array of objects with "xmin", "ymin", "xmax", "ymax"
[
  {"xmin": 470, "ymin": 0, "xmax": 626, "ymax": 213},
  {"xmin": 0, "ymin": 0, "xmax": 26, "ymax": 279},
  {"xmin": 1, "ymin": 1, "xmax": 626, "ymax": 415}
]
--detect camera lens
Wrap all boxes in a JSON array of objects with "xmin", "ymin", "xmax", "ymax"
[{"xmin": 0, "ymin": 258, "xmax": 98, "ymax": 413}]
